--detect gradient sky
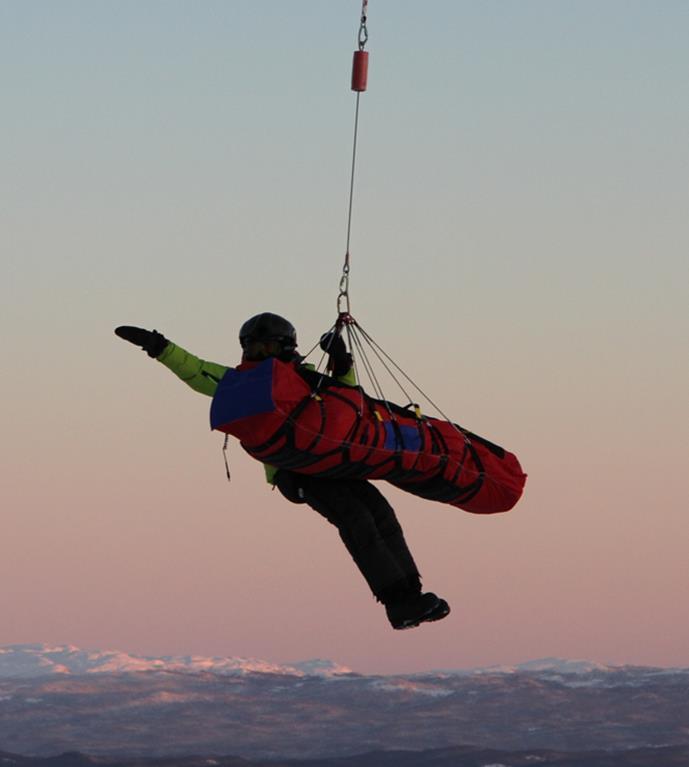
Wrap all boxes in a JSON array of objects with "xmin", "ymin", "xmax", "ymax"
[{"xmin": 2, "ymin": 0, "xmax": 688, "ymax": 675}]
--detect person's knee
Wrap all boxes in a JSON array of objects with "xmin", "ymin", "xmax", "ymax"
[
  {"xmin": 353, "ymin": 480, "xmax": 390, "ymax": 505},
  {"xmin": 339, "ymin": 508, "xmax": 386, "ymax": 550},
  {"xmin": 353, "ymin": 484, "xmax": 403, "ymax": 535},
  {"xmin": 274, "ymin": 470, "xmax": 308, "ymax": 504}
]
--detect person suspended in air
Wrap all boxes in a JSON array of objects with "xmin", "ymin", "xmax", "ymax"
[{"xmin": 115, "ymin": 314, "xmax": 450, "ymax": 630}]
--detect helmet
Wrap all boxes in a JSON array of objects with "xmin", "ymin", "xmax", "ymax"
[{"xmin": 239, "ymin": 312, "xmax": 298, "ymax": 361}]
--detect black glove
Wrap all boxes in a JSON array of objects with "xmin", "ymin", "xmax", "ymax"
[
  {"xmin": 319, "ymin": 331, "xmax": 353, "ymax": 377},
  {"xmin": 115, "ymin": 326, "xmax": 169, "ymax": 358}
]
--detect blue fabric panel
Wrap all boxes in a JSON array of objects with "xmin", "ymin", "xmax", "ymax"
[
  {"xmin": 210, "ymin": 358, "xmax": 276, "ymax": 430},
  {"xmin": 383, "ymin": 422, "xmax": 422, "ymax": 452}
]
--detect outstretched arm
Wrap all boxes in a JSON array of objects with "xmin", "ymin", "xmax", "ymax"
[{"xmin": 115, "ymin": 326, "xmax": 229, "ymax": 397}]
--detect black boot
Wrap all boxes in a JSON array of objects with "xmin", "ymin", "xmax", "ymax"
[
  {"xmin": 421, "ymin": 596, "xmax": 451, "ymax": 624},
  {"xmin": 386, "ymin": 592, "xmax": 446, "ymax": 630}
]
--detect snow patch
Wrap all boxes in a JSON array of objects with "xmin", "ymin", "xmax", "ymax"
[
  {"xmin": 370, "ymin": 678, "xmax": 454, "ymax": 698},
  {"xmin": 286, "ymin": 658, "xmax": 353, "ymax": 677}
]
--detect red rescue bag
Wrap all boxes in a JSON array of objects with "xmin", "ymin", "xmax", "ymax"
[{"xmin": 210, "ymin": 358, "xmax": 526, "ymax": 513}]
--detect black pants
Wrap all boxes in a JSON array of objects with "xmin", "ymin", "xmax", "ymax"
[{"xmin": 275, "ymin": 471, "xmax": 421, "ymax": 603}]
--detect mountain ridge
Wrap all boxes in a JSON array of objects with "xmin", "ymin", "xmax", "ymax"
[
  {"xmin": 0, "ymin": 644, "xmax": 352, "ymax": 679},
  {"xmin": 3, "ymin": 643, "xmax": 684, "ymax": 680}
]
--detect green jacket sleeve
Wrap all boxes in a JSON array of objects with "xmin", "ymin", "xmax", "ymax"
[
  {"xmin": 335, "ymin": 365, "xmax": 357, "ymax": 387},
  {"xmin": 156, "ymin": 342, "xmax": 229, "ymax": 397}
]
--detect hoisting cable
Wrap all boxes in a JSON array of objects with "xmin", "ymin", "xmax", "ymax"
[
  {"xmin": 298, "ymin": 0, "xmax": 478, "ymax": 471},
  {"xmin": 355, "ymin": 323, "xmax": 471, "ymax": 443},
  {"xmin": 338, "ymin": 0, "xmax": 369, "ymax": 319},
  {"xmin": 318, "ymin": 4, "xmax": 467, "ymax": 440},
  {"xmin": 326, "ymin": 3, "xmax": 462, "ymax": 435},
  {"xmin": 312, "ymin": 1, "xmax": 370, "ymax": 398},
  {"xmin": 351, "ymin": 324, "xmax": 416, "ymax": 404},
  {"xmin": 349, "ymin": 326, "xmax": 388, "ymax": 403}
]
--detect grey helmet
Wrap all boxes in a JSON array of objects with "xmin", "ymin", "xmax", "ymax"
[{"xmin": 239, "ymin": 312, "xmax": 298, "ymax": 361}]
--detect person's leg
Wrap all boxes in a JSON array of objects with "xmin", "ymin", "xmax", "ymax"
[
  {"xmin": 275, "ymin": 471, "xmax": 449, "ymax": 628},
  {"xmin": 275, "ymin": 470, "xmax": 411, "ymax": 598},
  {"xmin": 346, "ymin": 482, "xmax": 451, "ymax": 628},
  {"xmin": 348, "ymin": 481, "xmax": 422, "ymax": 594},
  {"xmin": 297, "ymin": 475, "xmax": 410, "ymax": 601}
]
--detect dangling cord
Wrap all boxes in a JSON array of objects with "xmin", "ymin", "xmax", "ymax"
[{"xmin": 222, "ymin": 434, "xmax": 231, "ymax": 481}]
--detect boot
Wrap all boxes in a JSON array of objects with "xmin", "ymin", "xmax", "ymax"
[
  {"xmin": 386, "ymin": 592, "xmax": 445, "ymax": 630},
  {"xmin": 422, "ymin": 597, "xmax": 450, "ymax": 624}
]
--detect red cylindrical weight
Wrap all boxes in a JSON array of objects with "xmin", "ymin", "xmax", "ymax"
[{"xmin": 351, "ymin": 50, "xmax": 369, "ymax": 92}]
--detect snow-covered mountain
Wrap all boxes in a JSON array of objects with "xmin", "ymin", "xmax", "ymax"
[
  {"xmin": 1, "ymin": 644, "xmax": 688, "ymax": 759},
  {"xmin": 0, "ymin": 644, "xmax": 351, "ymax": 679},
  {"xmin": 478, "ymin": 657, "xmax": 613, "ymax": 674},
  {"xmin": 2, "ymin": 644, "xmax": 686, "ymax": 686}
]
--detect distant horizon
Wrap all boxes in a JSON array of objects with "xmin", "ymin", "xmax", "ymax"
[{"xmin": 3, "ymin": 642, "xmax": 688, "ymax": 677}]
